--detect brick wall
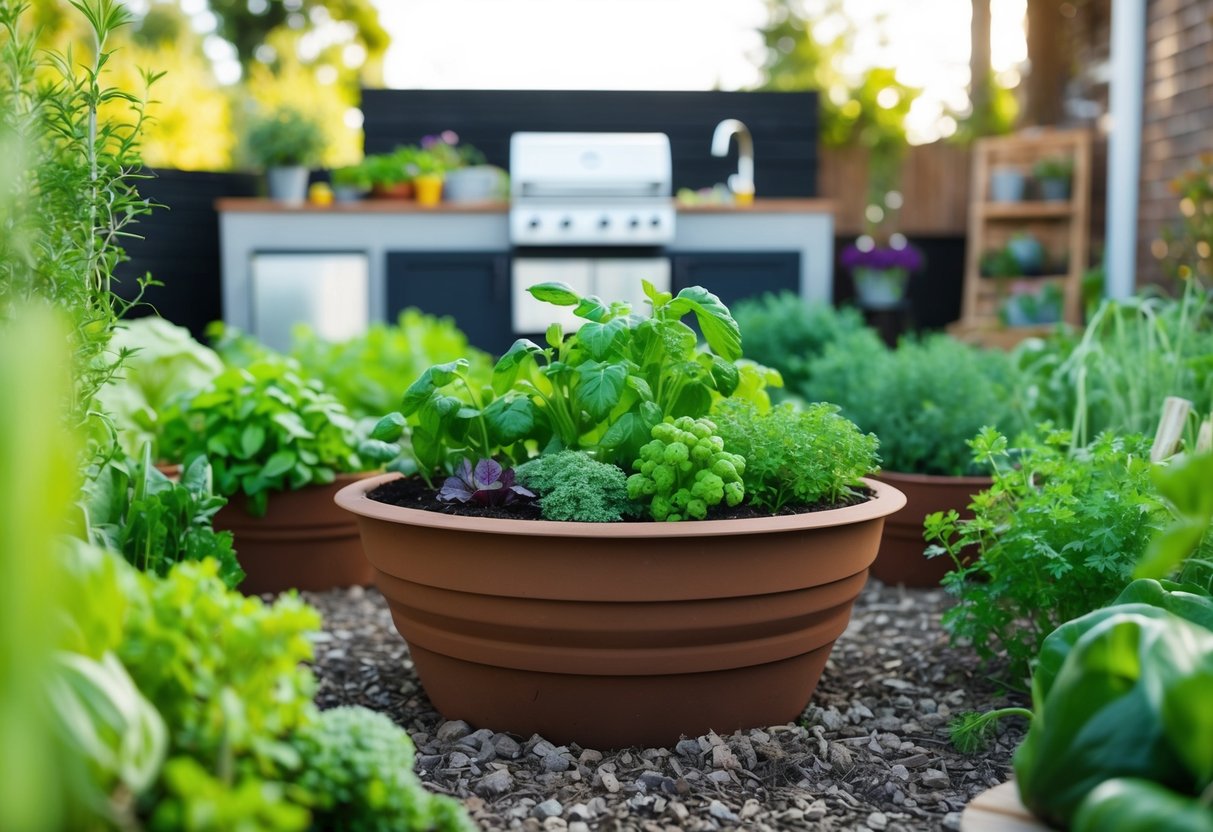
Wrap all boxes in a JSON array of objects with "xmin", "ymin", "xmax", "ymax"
[{"xmin": 1139, "ymin": 0, "xmax": 1213, "ymax": 285}]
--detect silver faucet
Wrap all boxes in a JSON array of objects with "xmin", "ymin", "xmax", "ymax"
[{"xmin": 710, "ymin": 118, "xmax": 754, "ymax": 196}]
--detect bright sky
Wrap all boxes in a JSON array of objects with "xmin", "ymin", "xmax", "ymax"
[{"xmin": 371, "ymin": 0, "xmax": 1028, "ymax": 144}]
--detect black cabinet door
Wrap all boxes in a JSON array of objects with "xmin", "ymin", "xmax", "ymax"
[
  {"xmin": 386, "ymin": 252, "xmax": 512, "ymax": 355},
  {"xmin": 671, "ymin": 252, "xmax": 801, "ymax": 310}
]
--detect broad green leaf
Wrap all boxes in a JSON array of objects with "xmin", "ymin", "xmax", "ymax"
[
  {"xmin": 528, "ymin": 282, "xmax": 581, "ymax": 306},
  {"xmin": 708, "ymin": 356, "xmax": 740, "ymax": 397},
  {"xmin": 240, "ymin": 424, "xmax": 266, "ymax": 459},
  {"xmin": 492, "ymin": 339, "xmax": 542, "ymax": 395},
  {"xmin": 664, "ymin": 286, "xmax": 742, "ymax": 361},
  {"xmin": 370, "ymin": 412, "xmax": 406, "ymax": 442},
  {"xmin": 484, "ymin": 397, "xmax": 536, "ymax": 445},
  {"xmin": 577, "ymin": 318, "xmax": 628, "ymax": 361},
  {"xmin": 400, "ymin": 360, "xmax": 469, "ymax": 416},
  {"xmin": 576, "ymin": 361, "xmax": 627, "ymax": 422},
  {"xmin": 625, "ymin": 375, "xmax": 654, "ymax": 401},
  {"xmin": 545, "ymin": 323, "xmax": 563, "ymax": 349},
  {"xmin": 574, "ymin": 295, "xmax": 610, "ymax": 322},
  {"xmin": 260, "ymin": 450, "xmax": 297, "ymax": 479},
  {"xmin": 642, "ymin": 278, "xmax": 672, "ymax": 309},
  {"xmin": 670, "ymin": 381, "xmax": 713, "ymax": 419},
  {"xmin": 418, "ymin": 395, "xmax": 461, "ymax": 437},
  {"xmin": 1136, "ymin": 452, "xmax": 1213, "ymax": 580}
]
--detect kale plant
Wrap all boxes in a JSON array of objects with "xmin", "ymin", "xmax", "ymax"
[
  {"xmin": 515, "ymin": 450, "xmax": 632, "ymax": 522},
  {"xmin": 805, "ymin": 331, "xmax": 1029, "ymax": 476},
  {"xmin": 924, "ymin": 427, "xmax": 1182, "ymax": 677},
  {"xmin": 438, "ymin": 458, "xmax": 533, "ymax": 506},
  {"xmin": 712, "ymin": 398, "xmax": 880, "ymax": 511}
]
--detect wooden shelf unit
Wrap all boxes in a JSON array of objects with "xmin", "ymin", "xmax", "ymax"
[{"xmin": 958, "ymin": 129, "xmax": 1092, "ymax": 344}]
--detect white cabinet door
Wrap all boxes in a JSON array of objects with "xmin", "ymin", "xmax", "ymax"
[{"xmin": 250, "ymin": 253, "xmax": 368, "ymax": 352}]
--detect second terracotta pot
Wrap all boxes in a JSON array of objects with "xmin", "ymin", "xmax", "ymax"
[
  {"xmin": 216, "ymin": 473, "xmax": 375, "ymax": 595},
  {"xmin": 336, "ymin": 474, "xmax": 906, "ymax": 749},
  {"xmin": 869, "ymin": 471, "xmax": 991, "ymax": 587}
]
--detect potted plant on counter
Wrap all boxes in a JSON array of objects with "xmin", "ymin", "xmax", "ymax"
[
  {"xmin": 335, "ymin": 281, "xmax": 905, "ymax": 749},
  {"xmin": 330, "ymin": 161, "xmax": 372, "ymax": 202},
  {"xmin": 804, "ymin": 329, "xmax": 1029, "ymax": 587},
  {"xmin": 246, "ymin": 106, "xmax": 325, "ymax": 205},
  {"xmin": 365, "ymin": 147, "xmax": 415, "ymax": 199},
  {"xmin": 161, "ymin": 355, "xmax": 380, "ymax": 594}
]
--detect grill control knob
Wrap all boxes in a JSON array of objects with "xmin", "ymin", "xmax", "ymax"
[
  {"xmin": 598, "ymin": 216, "xmax": 611, "ymax": 229},
  {"xmin": 527, "ymin": 217, "xmax": 541, "ymax": 229},
  {"xmin": 628, "ymin": 217, "xmax": 641, "ymax": 229},
  {"xmin": 560, "ymin": 216, "xmax": 573, "ymax": 229},
  {"xmin": 650, "ymin": 216, "xmax": 662, "ymax": 228}
]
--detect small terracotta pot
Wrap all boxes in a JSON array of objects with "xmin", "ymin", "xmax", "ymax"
[
  {"xmin": 216, "ymin": 473, "xmax": 375, "ymax": 595},
  {"xmin": 869, "ymin": 471, "xmax": 991, "ymax": 587},
  {"xmin": 336, "ymin": 474, "xmax": 906, "ymax": 749},
  {"xmin": 370, "ymin": 181, "xmax": 414, "ymax": 200}
]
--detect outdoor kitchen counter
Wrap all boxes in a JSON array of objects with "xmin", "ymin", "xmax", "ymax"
[{"xmin": 216, "ymin": 198, "xmax": 835, "ymax": 342}]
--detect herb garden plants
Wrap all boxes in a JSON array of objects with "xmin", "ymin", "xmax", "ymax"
[{"xmin": 337, "ymin": 281, "xmax": 906, "ymax": 748}]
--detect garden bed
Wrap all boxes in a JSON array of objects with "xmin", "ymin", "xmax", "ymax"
[{"xmin": 308, "ymin": 579, "xmax": 1026, "ymax": 831}]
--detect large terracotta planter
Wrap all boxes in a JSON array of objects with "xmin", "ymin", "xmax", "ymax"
[
  {"xmin": 335, "ymin": 473, "xmax": 906, "ymax": 748},
  {"xmin": 216, "ymin": 473, "xmax": 375, "ymax": 595},
  {"xmin": 870, "ymin": 471, "xmax": 991, "ymax": 587}
]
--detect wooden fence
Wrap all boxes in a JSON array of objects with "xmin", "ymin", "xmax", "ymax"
[{"xmin": 819, "ymin": 143, "xmax": 972, "ymax": 238}]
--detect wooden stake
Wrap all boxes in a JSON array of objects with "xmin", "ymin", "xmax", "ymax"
[{"xmin": 1151, "ymin": 396, "xmax": 1193, "ymax": 462}]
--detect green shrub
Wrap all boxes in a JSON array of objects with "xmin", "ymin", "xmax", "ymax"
[
  {"xmin": 290, "ymin": 309, "xmax": 492, "ymax": 419},
  {"xmin": 159, "ymin": 358, "xmax": 373, "ymax": 516},
  {"xmin": 805, "ymin": 331, "xmax": 1028, "ymax": 476},
  {"xmin": 732, "ymin": 292, "xmax": 869, "ymax": 397},
  {"xmin": 625, "ymin": 416, "xmax": 745, "ymax": 522},
  {"xmin": 516, "ymin": 450, "xmax": 631, "ymax": 522},
  {"xmin": 293, "ymin": 708, "xmax": 476, "ymax": 832},
  {"xmin": 712, "ymin": 398, "xmax": 879, "ymax": 512},
  {"xmin": 924, "ymin": 427, "xmax": 1196, "ymax": 677}
]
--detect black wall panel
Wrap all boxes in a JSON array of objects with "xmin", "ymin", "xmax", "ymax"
[
  {"xmin": 361, "ymin": 89, "xmax": 819, "ymax": 198},
  {"xmin": 115, "ymin": 169, "xmax": 258, "ymax": 340}
]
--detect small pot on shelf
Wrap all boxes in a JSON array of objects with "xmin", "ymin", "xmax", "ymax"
[
  {"xmin": 370, "ymin": 181, "xmax": 415, "ymax": 200},
  {"xmin": 266, "ymin": 166, "xmax": 310, "ymax": 205},
  {"xmin": 853, "ymin": 266, "xmax": 909, "ymax": 310},
  {"xmin": 1038, "ymin": 177, "xmax": 1071, "ymax": 202},
  {"xmin": 413, "ymin": 173, "xmax": 444, "ymax": 206},
  {"xmin": 990, "ymin": 166, "xmax": 1027, "ymax": 202}
]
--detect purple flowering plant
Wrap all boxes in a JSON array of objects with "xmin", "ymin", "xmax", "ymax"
[
  {"xmin": 438, "ymin": 458, "xmax": 534, "ymax": 506},
  {"xmin": 840, "ymin": 241, "xmax": 924, "ymax": 272}
]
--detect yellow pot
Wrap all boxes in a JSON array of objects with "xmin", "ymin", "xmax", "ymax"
[{"xmin": 414, "ymin": 174, "xmax": 444, "ymax": 206}]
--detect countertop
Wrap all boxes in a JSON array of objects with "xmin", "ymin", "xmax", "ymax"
[{"xmin": 214, "ymin": 197, "xmax": 836, "ymax": 215}]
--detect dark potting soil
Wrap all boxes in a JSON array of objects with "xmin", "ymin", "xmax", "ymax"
[{"xmin": 367, "ymin": 475, "xmax": 872, "ymax": 522}]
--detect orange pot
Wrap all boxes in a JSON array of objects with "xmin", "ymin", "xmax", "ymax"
[
  {"xmin": 869, "ymin": 471, "xmax": 991, "ymax": 587},
  {"xmin": 216, "ymin": 473, "xmax": 376, "ymax": 595},
  {"xmin": 370, "ymin": 181, "xmax": 414, "ymax": 200},
  {"xmin": 336, "ymin": 474, "xmax": 906, "ymax": 748}
]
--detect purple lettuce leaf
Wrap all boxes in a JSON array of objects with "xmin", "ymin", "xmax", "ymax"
[{"xmin": 437, "ymin": 458, "xmax": 535, "ymax": 506}]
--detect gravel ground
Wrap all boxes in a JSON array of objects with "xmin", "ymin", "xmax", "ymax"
[{"xmin": 306, "ymin": 580, "xmax": 1027, "ymax": 832}]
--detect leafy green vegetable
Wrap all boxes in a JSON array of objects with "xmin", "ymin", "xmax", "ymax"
[
  {"xmin": 1014, "ymin": 611, "xmax": 1213, "ymax": 827},
  {"xmin": 438, "ymin": 458, "xmax": 533, "ymax": 506},
  {"xmin": 732, "ymin": 292, "xmax": 870, "ymax": 400},
  {"xmin": 711, "ymin": 398, "xmax": 879, "ymax": 511},
  {"xmin": 83, "ymin": 445, "xmax": 243, "ymax": 587},
  {"xmin": 374, "ymin": 280, "xmax": 744, "ymax": 480},
  {"xmin": 96, "ymin": 318, "xmax": 223, "ymax": 458},
  {"xmin": 292, "ymin": 707, "xmax": 478, "ymax": 832},
  {"xmin": 924, "ymin": 428, "xmax": 1181, "ymax": 676},
  {"xmin": 160, "ymin": 358, "xmax": 374, "ymax": 516},
  {"xmin": 516, "ymin": 450, "xmax": 633, "ymax": 523},
  {"xmin": 625, "ymin": 416, "xmax": 745, "ymax": 521},
  {"xmin": 289, "ymin": 309, "xmax": 492, "ymax": 419},
  {"xmin": 1073, "ymin": 778, "xmax": 1213, "ymax": 832},
  {"xmin": 1137, "ymin": 451, "xmax": 1213, "ymax": 582},
  {"xmin": 805, "ymin": 332, "xmax": 1028, "ymax": 475}
]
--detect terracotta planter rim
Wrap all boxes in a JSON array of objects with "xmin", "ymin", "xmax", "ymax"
[
  {"xmin": 335, "ymin": 472, "xmax": 906, "ymax": 539},
  {"xmin": 875, "ymin": 470, "xmax": 994, "ymax": 487}
]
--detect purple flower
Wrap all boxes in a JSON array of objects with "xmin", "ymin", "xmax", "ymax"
[{"xmin": 841, "ymin": 241, "xmax": 924, "ymax": 272}]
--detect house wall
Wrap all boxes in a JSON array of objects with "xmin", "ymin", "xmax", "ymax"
[{"xmin": 1139, "ymin": 0, "xmax": 1213, "ymax": 285}]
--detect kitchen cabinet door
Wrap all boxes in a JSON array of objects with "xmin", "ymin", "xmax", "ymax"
[
  {"xmin": 670, "ymin": 252, "xmax": 801, "ymax": 310},
  {"xmin": 386, "ymin": 252, "xmax": 512, "ymax": 355}
]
